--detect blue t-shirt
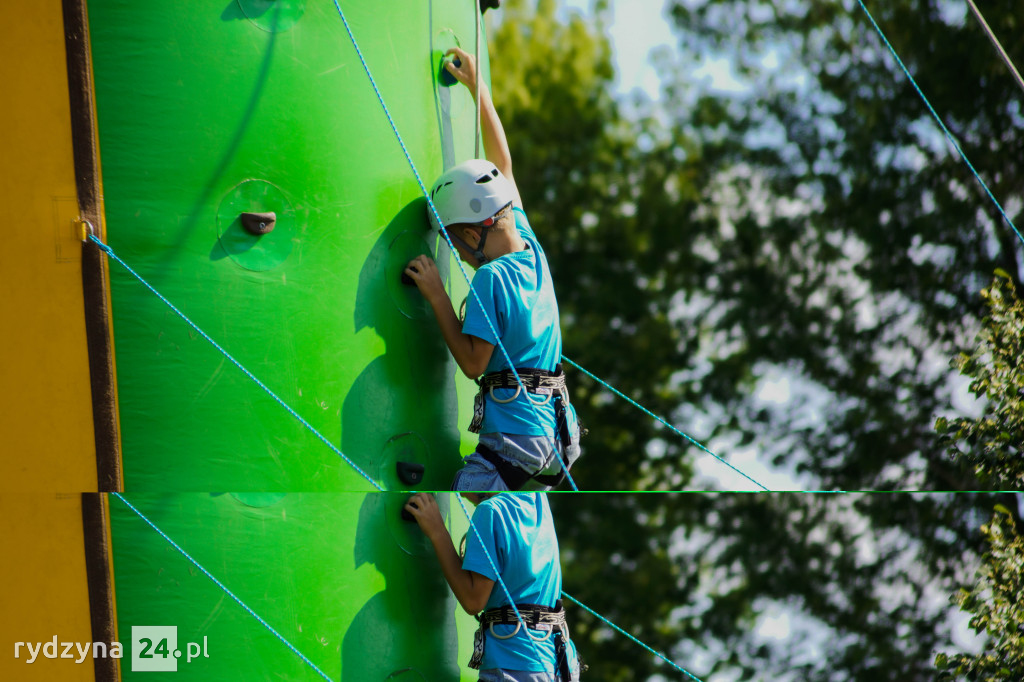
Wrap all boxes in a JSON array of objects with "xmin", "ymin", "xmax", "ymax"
[
  {"xmin": 461, "ymin": 208, "xmax": 577, "ymax": 438},
  {"xmin": 462, "ymin": 493, "xmax": 578, "ymax": 673}
]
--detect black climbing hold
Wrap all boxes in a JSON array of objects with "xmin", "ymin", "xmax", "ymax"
[
  {"xmin": 401, "ymin": 492, "xmax": 434, "ymax": 523},
  {"xmin": 440, "ymin": 56, "xmax": 461, "ymax": 86},
  {"xmin": 401, "ymin": 271, "xmax": 415, "ymax": 286},
  {"xmin": 480, "ymin": 0, "xmax": 501, "ymax": 12},
  {"xmin": 397, "ymin": 461, "xmax": 425, "ymax": 485},
  {"xmin": 240, "ymin": 211, "xmax": 277, "ymax": 235}
]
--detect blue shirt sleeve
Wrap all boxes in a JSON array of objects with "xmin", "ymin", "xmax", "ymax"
[
  {"xmin": 512, "ymin": 207, "xmax": 536, "ymax": 240},
  {"xmin": 462, "ymin": 502, "xmax": 506, "ymax": 585}
]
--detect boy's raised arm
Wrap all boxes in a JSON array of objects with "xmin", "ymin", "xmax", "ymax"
[{"xmin": 443, "ymin": 47, "xmax": 523, "ymax": 209}]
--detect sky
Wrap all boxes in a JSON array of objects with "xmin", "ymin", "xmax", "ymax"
[
  {"xmin": 562, "ymin": 0, "xmax": 745, "ymax": 100},
  {"xmin": 564, "ymin": 0, "xmax": 676, "ymax": 99}
]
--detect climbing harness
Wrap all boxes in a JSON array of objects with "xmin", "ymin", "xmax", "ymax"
[
  {"xmin": 480, "ymin": 602, "xmax": 567, "ymax": 639},
  {"xmin": 470, "ymin": 602, "xmax": 577, "ymax": 680},
  {"xmin": 473, "ymin": 442, "xmax": 562, "ymax": 490},
  {"xmin": 471, "ymin": 366, "xmax": 570, "ymax": 433},
  {"xmin": 468, "ymin": 365, "xmax": 578, "ymax": 489}
]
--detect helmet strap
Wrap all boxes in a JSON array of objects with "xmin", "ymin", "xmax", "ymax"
[
  {"xmin": 441, "ymin": 204, "xmax": 508, "ymax": 266},
  {"xmin": 463, "ymin": 204, "xmax": 510, "ymax": 264},
  {"xmin": 446, "ymin": 227, "xmax": 490, "ymax": 266},
  {"xmin": 472, "ymin": 225, "xmax": 491, "ymax": 265}
]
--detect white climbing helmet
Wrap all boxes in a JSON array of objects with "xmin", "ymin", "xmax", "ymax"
[{"xmin": 426, "ymin": 159, "xmax": 516, "ymax": 231}]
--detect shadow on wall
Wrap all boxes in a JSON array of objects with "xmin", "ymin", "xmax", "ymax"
[
  {"xmin": 343, "ymin": 198, "xmax": 465, "ymax": 490},
  {"xmin": 342, "ymin": 493, "xmax": 462, "ymax": 680},
  {"xmin": 153, "ymin": 1, "xmax": 284, "ymax": 281}
]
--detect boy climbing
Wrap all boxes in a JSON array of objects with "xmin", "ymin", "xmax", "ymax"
[
  {"xmin": 403, "ymin": 46, "xmax": 581, "ymax": 492},
  {"xmin": 404, "ymin": 491, "xmax": 581, "ymax": 681}
]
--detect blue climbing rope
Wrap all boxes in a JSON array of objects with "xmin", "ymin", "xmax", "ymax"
[
  {"xmin": 330, "ymin": 0, "xmax": 581, "ymax": 491},
  {"xmin": 561, "ymin": 356, "xmax": 770, "ymax": 491},
  {"xmin": 111, "ymin": 493, "xmax": 335, "ymax": 682},
  {"xmin": 561, "ymin": 592, "xmax": 704, "ymax": 682},
  {"xmin": 855, "ymin": 0, "xmax": 1024, "ymax": 248},
  {"xmin": 90, "ymin": 234, "xmax": 382, "ymax": 492}
]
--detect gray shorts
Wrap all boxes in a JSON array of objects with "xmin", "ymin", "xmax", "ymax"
[{"xmin": 451, "ymin": 429, "xmax": 582, "ymax": 493}]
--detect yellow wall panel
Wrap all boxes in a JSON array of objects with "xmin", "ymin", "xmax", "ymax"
[
  {"xmin": 0, "ymin": 494, "xmax": 99, "ymax": 681},
  {"xmin": 0, "ymin": 1, "xmax": 99, "ymax": 489}
]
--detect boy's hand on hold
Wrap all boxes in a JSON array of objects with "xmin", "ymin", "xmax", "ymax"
[
  {"xmin": 444, "ymin": 47, "xmax": 477, "ymax": 97},
  {"xmin": 404, "ymin": 493, "xmax": 445, "ymax": 540},
  {"xmin": 404, "ymin": 255, "xmax": 445, "ymax": 304}
]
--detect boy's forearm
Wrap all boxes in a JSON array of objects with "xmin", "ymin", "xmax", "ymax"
[
  {"xmin": 475, "ymin": 84, "xmax": 513, "ymax": 177},
  {"xmin": 426, "ymin": 526, "xmax": 486, "ymax": 614},
  {"xmin": 426, "ymin": 292, "xmax": 486, "ymax": 378}
]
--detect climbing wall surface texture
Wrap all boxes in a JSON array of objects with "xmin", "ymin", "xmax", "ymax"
[
  {"xmin": 88, "ymin": 0, "xmax": 487, "ymax": 490},
  {"xmin": 109, "ymin": 493, "xmax": 477, "ymax": 681}
]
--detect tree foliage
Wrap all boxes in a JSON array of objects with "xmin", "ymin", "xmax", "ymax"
[
  {"xmin": 486, "ymin": 0, "xmax": 1022, "ymax": 680},
  {"xmin": 936, "ymin": 273, "xmax": 1024, "ymax": 488},
  {"xmin": 936, "ymin": 506, "xmax": 1024, "ymax": 681},
  {"xmin": 492, "ymin": 0, "xmax": 711, "ymax": 492},
  {"xmin": 659, "ymin": 0, "xmax": 1024, "ymax": 491}
]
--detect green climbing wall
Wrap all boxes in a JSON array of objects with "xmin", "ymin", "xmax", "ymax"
[
  {"xmin": 109, "ymin": 492, "xmax": 478, "ymax": 680},
  {"xmin": 88, "ymin": 0, "xmax": 487, "ymax": 491},
  {"xmin": 89, "ymin": 1, "xmax": 492, "ymax": 678}
]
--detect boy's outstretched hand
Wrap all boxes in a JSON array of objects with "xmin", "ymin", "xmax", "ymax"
[
  {"xmin": 404, "ymin": 493, "xmax": 445, "ymax": 540},
  {"xmin": 443, "ymin": 47, "xmax": 478, "ymax": 97},
  {"xmin": 404, "ymin": 255, "xmax": 445, "ymax": 303},
  {"xmin": 441, "ymin": 46, "xmax": 520, "ymax": 207}
]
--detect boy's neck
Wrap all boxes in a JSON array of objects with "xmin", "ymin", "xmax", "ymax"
[{"xmin": 484, "ymin": 229, "xmax": 526, "ymax": 259}]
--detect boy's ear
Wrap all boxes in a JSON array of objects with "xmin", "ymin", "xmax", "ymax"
[{"xmin": 461, "ymin": 226, "xmax": 482, "ymax": 247}]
